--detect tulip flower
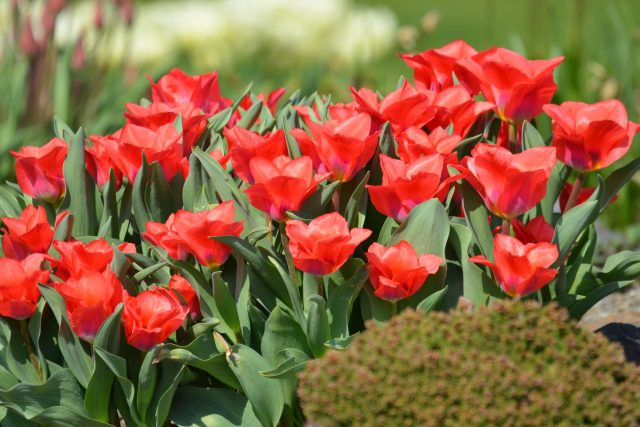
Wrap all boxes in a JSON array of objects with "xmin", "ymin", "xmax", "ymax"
[
  {"xmin": 401, "ymin": 39, "xmax": 478, "ymax": 91},
  {"xmin": 285, "ymin": 212, "xmax": 371, "ymax": 275},
  {"xmin": 367, "ymin": 154, "xmax": 457, "ymax": 221},
  {"xmin": 12, "ymin": 137, "xmax": 67, "ymax": 203},
  {"xmin": 470, "ymin": 234, "xmax": 558, "ymax": 297},
  {"xmin": 351, "ymin": 81, "xmax": 436, "ymax": 131},
  {"xmin": 56, "ymin": 270, "xmax": 124, "ymax": 342},
  {"xmin": 86, "ymin": 132, "xmax": 124, "ymax": 188},
  {"xmin": 426, "ymin": 86, "xmax": 494, "ymax": 136},
  {"xmin": 292, "ymin": 112, "xmax": 379, "ymax": 183},
  {"xmin": 149, "ymin": 68, "xmax": 231, "ymax": 115},
  {"xmin": 168, "ymin": 275, "xmax": 201, "ymax": 321},
  {"xmin": 142, "ymin": 214, "xmax": 191, "ymax": 262},
  {"xmin": 52, "ymin": 238, "xmax": 114, "ymax": 280},
  {"xmin": 224, "ymin": 127, "xmax": 288, "ymax": 184},
  {"xmin": 245, "ymin": 155, "xmax": 330, "ymax": 221},
  {"xmin": 2, "ymin": 205, "xmax": 53, "ymax": 260},
  {"xmin": 543, "ymin": 100, "xmax": 639, "ymax": 172},
  {"xmin": 365, "ymin": 240, "xmax": 443, "ymax": 301},
  {"xmin": 396, "ymin": 126, "xmax": 461, "ymax": 161},
  {"xmin": 0, "ymin": 255, "xmax": 50, "ymax": 320},
  {"xmin": 511, "ymin": 217, "xmax": 555, "ymax": 244},
  {"xmin": 455, "ymin": 47, "xmax": 563, "ymax": 123},
  {"xmin": 171, "ymin": 201, "xmax": 244, "ymax": 269},
  {"xmin": 122, "ymin": 286, "xmax": 188, "ymax": 352},
  {"xmin": 460, "ymin": 143, "xmax": 556, "ymax": 219}
]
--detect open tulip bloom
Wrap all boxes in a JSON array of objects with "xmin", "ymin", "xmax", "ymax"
[{"xmin": 0, "ymin": 40, "xmax": 639, "ymax": 427}]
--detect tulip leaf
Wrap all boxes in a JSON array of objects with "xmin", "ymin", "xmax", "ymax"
[
  {"xmin": 306, "ymin": 295, "xmax": 330, "ymax": 357},
  {"xmin": 567, "ymin": 280, "xmax": 636, "ymax": 320},
  {"xmin": 324, "ymin": 334, "xmax": 358, "ymax": 350},
  {"xmin": 599, "ymin": 250, "xmax": 640, "ymax": 283},
  {"xmin": 359, "ymin": 286, "xmax": 393, "ymax": 324},
  {"xmin": 277, "ymin": 108, "xmax": 302, "ymax": 158},
  {"xmin": 298, "ymin": 180, "xmax": 341, "ymax": 216},
  {"xmin": 0, "ymin": 185, "xmax": 23, "ymax": 217},
  {"xmin": 237, "ymin": 100, "xmax": 263, "ymax": 130},
  {"xmin": 137, "ymin": 347, "xmax": 160, "ymax": 424},
  {"xmin": 601, "ymin": 156, "xmax": 640, "ymax": 211},
  {"xmin": 53, "ymin": 116, "xmax": 74, "ymax": 142},
  {"xmin": 145, "ymin": 361, "xmax": 186, "ymax": 427},
  {"xmin": 0, "ymin": 369, "xmax": 112, "ymax": 427},
  {"xmin": 259, "ymin": 349, "xmax": 310, "ymax": 379},
  {"xmin": 459, "ymin": 180, "xmax": 494, "ymax": 261},
  {"xmin": 169, "ymin": 386, "xmax": 261, "ymax": 427},
  {"xmin": 208, "ymin": 84, "xmax": 253, "ymax": 132},
  {"xmin": 416, "ymin": 286, "xmax": 449, "ymax": 313},
  {"xmin": 38, "ymin": 285, "xmax": 92, "ymax": 388},
  {"xmin": 155, "ymin": 335, "xmax": 240, "ymax": 389},
  {"xmin": 226, "ymin": 344, "xmax": 284, "ymax": 427},
  {"xmin": 62, "ymin": 128, "xmax": 98, "ymax": 236},
  {"xmin": 27, "ymin": 299, "xmax": 49, "ymax": 380},
  {"xmin": 0, "ymin": 319, "xmax": 41, "ymax": 385},
  {"xmin": 327, "ymin": 263, "xmax": 369, "ymax": 338},
  {"xmin": 344, "ymin": 171, "xmax": 370, "ymax": 229},
  {"xmin": 212, "ymin": 272, "xmax": 241, "ymax": 335},
  {"xmin": 132, "ymin": 156, "xmax": 152, "ymax": 233},
  {"xmin": 145, "ymin": 162, "xmax": 178, "ymax": 223},
  {"xmin": 376, "ymin": 216, "xmax": 398, "ymax": 246},
  {"xmin": 182, "ymin": 153, "xmax": 210, "ymax": 212},
  {"xmin": 389, "ymin": 199, "xmax": 449, "ymax": 258},
  {"xmin": 267, "ymin": 256, "xmax": 306, "ymax": 327},
  {"xmin": 261, "ymin": 306, "xmax": 311, "ymax": 367},
  {"xmin": 552, "ymin": 178, "xmax": 603, "ymax": 265},
  {"xmin": 84, "ymin": 305, "xmax": 122, "ymax": 423},
  {"xmin": 538, "ymin": 164, "xmax": 569, "ymax": 224},
  {"xmin": 522, "ymin": 121, "xmax": 545, "ymax": 149},
  {"xmin": 99, "ymin": 170, "xmax": 120, "ymax": 239}
]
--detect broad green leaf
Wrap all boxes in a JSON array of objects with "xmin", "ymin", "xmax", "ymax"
[
  {"xmin": 522, "ymin": 121, "xmax": 545, "ymax": 149},
  {"xmin": 146, "ymin": 361, "xmax": 185, "ymax": 427},
  {"xmin": 137, "ymin": 348, "xmax": 160, "ymax": 424},
  {"xmin": 62, "ymin": 128, "xmax": 98, "ymax": 236},
  {"xmin": 236, "ymin": 101, "xmax": 263, "ymax": 130},
  {"xmin": 327, "ymin": 262, "xmax": 368, "ymax": 338},
  {"xmin": 259, "ymin": 349, "xmax": 309, "ymax": 379},
  {"xmin": 267, "ymin": 256, "xmax": 306, "ymax": 327},
  {"xmin": 389, "ymin": 199, "xmax": 449, "ymax": 258},
  {"xmin": 416, "ymin": 286, "xmax": 448, "ymax": 313},
  {"xmin": 227, "ymin": 344, "xmax": 284, "ymax": 427},
  {"xmin": 212, "ymin": 271, "xmax": 241, "ymax": 334},
  {"xmin": 306, "ymin": 295, "xmax": 330, "ymax": 357},
  {"xmin": 145, "ymin": 162, "xmax": 178, "ymax": 223},
  {"xmin": 169, "ymin": 386, "xmax": 261, "ymax": 427},
  {"xmin": 343, "ymin": 171, "xmax": 370, "ymax": 229},
  {"xmin": 568, "ymin": 281, "xmax": 636, "ymax": 319},
  {"xmin": 131, "ymin": 157, "xmax": 152, "ymax": 233},
  {"xmin": 601, "ymin": 157, "xmax": 640, "ymax": 211},
  {"xmin": 459, "ymin": 181, "xmax": 494, "ymax": 260},
  {"xmin": 599, "ymin": 250, "xmax": 640, "ymax": 283},
  {"xmin": 0, "ymin": 319, "xmax": 40, "ymax": 384}
]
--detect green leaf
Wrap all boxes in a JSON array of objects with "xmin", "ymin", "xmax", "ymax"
[
  {"xmin": 601, "ymin": 157, "xmax": 640, "ymax": 211},
  {"xmin": 132, "ymin": 156, "xmax": 152, "ymax": 233},
  {"xmin": 261, "ymin": 306, "xmax": 311, "ymax": 367},
  {"xmin": 599, "ymin": 250, "xmax": 640, "ymax": 283},
  {"xmin": 169, "ymin": 386, "xmax": 261, "ymax": 427},
  {"xmin": 416, "ymin": 286, "xmax": 448, "ymax": 313},
  {"xmin": 146, "ymin": 361, "xmax": 185, "ymax": 427},
  {"xmin": 327, "ymin": 263, "xmax": 369, "ymax": 338},
  {"xmin": 306, "ymin": 295, "xmax": 330, "ymax": 357},
  {"xmin": 389, "ymin": 199, "xmax": 449, "ymax": 258},
  {"xmin": 522, "ymin": 121, "xmax": 545, "ymax": 149},
  {"xmin": 227, "ymin": 344, "xmax": 284, "ymax": 427},
  {"xmin": 540, "ymin": 164, "xmax": 570, "ymax": 223},
  {"xmin": 324, "ymin": 334, "xmax": 358, "ymax": 350},
  {"xmin": 568, "ymin": 281, "xmax": 636, "ymax": 319},
  {"xmin": 0, "ymin": 369, "xmax": 111, "ymax": 427},
  {"xmin": 344, "ymin": 171, "xmax": 370, "ymax": 229},
  {"xmin": 212, "ymin": 271, "xmax": 241, "ymax": 334},
  {"xmin": 145, "ymin": 162, "xmax": 178, "ymax": 223},
  {"xmin": 552, "ymin": 179, "xmax": 603, "ymax": 265},
  {"xmin": 259, "ymin": 349, "xmax": 309, "ymax": 379},
  {"xmin": 236, "ymin": 101, "xmax": 263, "ymax": 130},
  {"xmin": 38, "ymin": 285, "xmax": 92, "ymax": 388},
  {"xmin": 53, "ymin": 116, "xmax": 74, "ymax": 141},
  {"xmin": 155, "ymin": 334, "xmax": 239, "ymax": 389},
  {"xmin": 62, "ymin": 128, "xmax": 98, "ymax": 236},
  {"xmin": 298, "ymin": 180, "xmax": 340, "ymax": 215},
  {"xmin": 137, "ymin": 348, "xmax": 160, "ymax": 424},
  {"xmin": 459, "ymin": 181, "xmax": 494, "ymax": 260},
  {"xmin": 0, "ymin": 319, "xmax": 40, "ymax": 384},
  {"xmin": 268, "ymin": 256, "xmax": 306, "ymax": 327},
  {"xmin": 359, "ymin": 286, "xmax": 393, "ymax": 324}
]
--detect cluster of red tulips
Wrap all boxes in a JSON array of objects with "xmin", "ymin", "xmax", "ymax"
[{"xmin": 1, "ymin": 40, "xmax": 638, "ymax": 426}]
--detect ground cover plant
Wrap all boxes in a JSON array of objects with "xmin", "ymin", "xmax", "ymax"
[{"xmin": 0, "ymin": 40, "xmax": 639, "ymax": 426}]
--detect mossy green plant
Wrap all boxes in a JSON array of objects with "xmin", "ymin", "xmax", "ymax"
[{"xmin": 298, "ymin": 301, "xmax": 640, "ymax": 426}]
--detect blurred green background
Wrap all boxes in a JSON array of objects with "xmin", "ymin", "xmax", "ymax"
[{"xmin": 1, "ymin": 0, "xmax": 639, "ymax": 239}]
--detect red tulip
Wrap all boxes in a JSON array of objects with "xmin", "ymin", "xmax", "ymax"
[
  {"xmin": 171, "ymin": 201, "xmax": 243, "ymax": 269},
  {"xmin": 291, "ymin": 112, "xmax": 378, "ymax": 182},
  {"xmin": 543, "ymin": 100, "xmax": 639, "ymax": 172},
  {"xmin": 285, "ymin": 212, "xmax": 371, "ymax": 275},
  {"xmin": 351, "ymin": 81, "xmax": 436, "ymax": 131},
  {"xmin": 470, "ymin": 234, "xmax": 558, "ymax": 297},
  {"xmin": 455, "ymin": 48, "xmax": 563, "ymax": 123},
  {"xmin": 0, "ymin": 254, "xmax": 50, "ymax": 319},
  {"xmin": 168, "ymin": 275, "xmax": 201, "ymax": 321},
  {"xmin": 244, "ymin": 155, "xmax": 329, "ymax": 221},
  {"xmin": 142, "ymin": 214, "xmax": 190, "ymax": 262},
  {"xmin": 124, "ymin": 101, "xmax": 209, "ymax": 155},
  {"xmin": 56, "ymin": 270, "xmax": 124, "ymax": 342},
  {"xmin": 396, "ymin": 126, "xmax": 461, "ymax": 161},
  {"xmin": 52, "ymin": 238, "xmax": 113, "ymax": 280},
  {"xmin": 426, "ymin": 86, "xmax": 494, "ymax": 136},
  {"xmin": 365, "ymin": 240, "xmax": 443, "ymax": 301},
  {"xmin": 149, "ymin": 68, "xmax": 231, "ymax": 115},
  {"xmin": 12, "ymin": 137, "xmax": 67, "ymax": 203},
  {"xmin": 122, "ymin": 286, "xmax": 188, "ymax": 351},
  {"xmin": 2, "ymin": 205, "xmax": 53, "ymax": 260},
  {"xmin": 559, "ymin": 182, "xmax": 618, "ymax": 213},
  {"xmin": 460, "ymin": 143, "xmax": 556, "ymax": 219},
  {"xmin": 367, "ymin": 154, "xmax": 458, "ymax": 221},
  {"xmin": 224, "ymin": 127, "xmax": 288, "ymax": 184},
  {"xmin": 511, "ymin": 217, "xmax": 554, "ymax": 244},
  {"xmin": 401, "ymin": 40, "xmax": 477, "ymax": 91},
  {"xmin": 86, "ymin": 132, "xmax": 124, "ymax": 188}
]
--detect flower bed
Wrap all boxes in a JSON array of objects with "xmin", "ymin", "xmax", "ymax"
[{"xmin": 0, "ymin": 40, "xmax": 639, "ymax": 426}]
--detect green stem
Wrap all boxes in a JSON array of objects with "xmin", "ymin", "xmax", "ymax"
[
  {"xmin": 563, "ymin": 173, "xmax": 585, "ymax": 213},
  {"xmin": 316, "ymin": 275, "xmax": 324, "ymax": 298},
  {"xmin": 391, "ymin": 301, "xmax": 398, "ymax": 317},
  {"xmin": 279, "ymin": 221, "xmax": 299, "ymax": 285},
  {"xmin": 501, "ymin": 218, "xmax": 511, "ymax": 235},
  {"xmin": 19, "ymin": 319, "xmax": 43, "ymax": 382},
  {"xmin": 509, "ymin": 122, "xmax": 518, "ymax": 153}
]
